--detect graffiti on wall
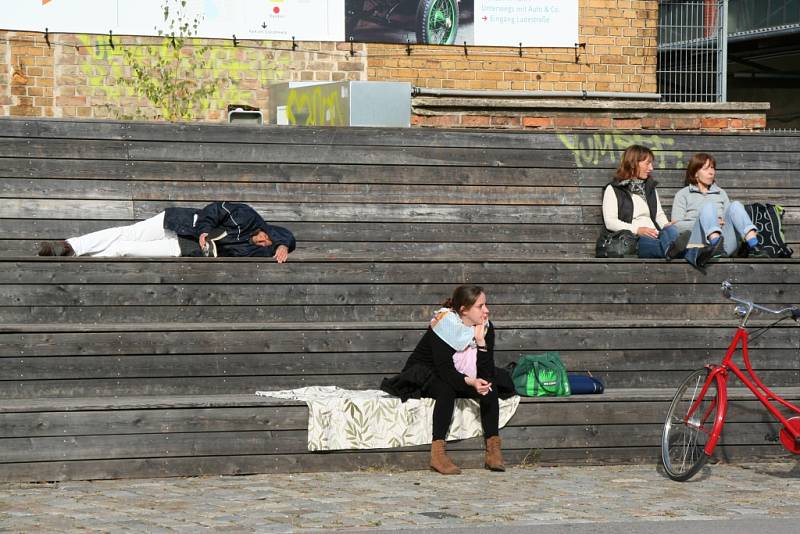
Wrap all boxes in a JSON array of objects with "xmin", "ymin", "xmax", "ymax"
[
  {"xmin": 285, "ymin": 85, "xmax": 346, "ymax": 126},
  {"xmin": 76, "ymin": 34, "xmax": 290, "ymax": 118},
  {"xmin": 557, "ymin": 132, "xmax": 685, "ymax": 170}
]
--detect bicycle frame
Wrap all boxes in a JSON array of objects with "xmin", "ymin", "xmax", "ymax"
[{"xmin": 689, "ymin": 326, "xmax": 800, "ymax": 456}]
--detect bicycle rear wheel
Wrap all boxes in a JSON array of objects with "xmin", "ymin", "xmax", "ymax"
[{"xmin": 661, "ymin": 368, "xmax": 720, "ymax": 481}]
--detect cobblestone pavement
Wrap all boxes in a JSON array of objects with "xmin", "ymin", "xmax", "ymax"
[{"xmin": 2, "ymin": 461, "xmax": 800, "ymax": 532}]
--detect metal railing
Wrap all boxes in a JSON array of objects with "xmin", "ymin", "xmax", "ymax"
[{"xmin": 657, "ymin": 0, "xmax": 728, "ymax": 102}]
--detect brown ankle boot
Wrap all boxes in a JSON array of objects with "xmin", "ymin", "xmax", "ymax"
[
  {"xmin": 430, "ymin": 439, "xmax": 461, "ymax": 475},
  {"xmin": 485, "ymin": 436, "xmax": 505, "ymax": 472}
]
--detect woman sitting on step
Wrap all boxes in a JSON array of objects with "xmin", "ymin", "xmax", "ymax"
[
  {"xmin": 671, "ymin": 152, "xmax": 767, "ymax": 273},
  {"xmin": 381, "ymin": 285, "xmax": 513, "ymax": 475},
  {"xmin": 602, "ymin": 144, "xmax": 690, "ymax": 260}
]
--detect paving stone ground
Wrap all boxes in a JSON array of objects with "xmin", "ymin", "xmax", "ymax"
[{"xmin": 2, "ymin": 460, "xmax": 800, "ymax": 532}]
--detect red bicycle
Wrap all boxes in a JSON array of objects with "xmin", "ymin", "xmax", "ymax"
[{"xmin": 661, "ymin": 280, "xmax": 800, "ymax": 481}]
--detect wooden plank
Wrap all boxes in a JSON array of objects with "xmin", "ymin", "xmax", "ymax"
[
  {"xmin": 0, "ymin": 419, "xmax": 784, "ymax": 463},
  {"xmin": 0, "ymin": 394, "xmax": 782, "ymax": 439},
  {"xmin": 5, "ymin": 157, "xmax": 799, "ymax": 189},
  {"xmin": 2, "ymin": 348, "xmax": 796, "ymax": 383},
  {"xmin": 0, "ymin": 303, "xmax": 779, "ymax": 325},
  {"xmin": 0, "ymin": 406, "xmax": 309, "ymax": 437},
  {"xmin": 2, "ymin": 281, "xmax": 797, "ymax": 307},
  {"xmin": 8, "ymin": 178, "xmax": 800, "ymax": 211},
  {"xmin": 3, "ymin": 370, "xmax": 798, "ymax": 397},
  {"xmin": 2, "ymin": 326, "xmax": 797, "ymax": 357},
  {"xmin": 2, "ymin": 200, "xmax": 582, "ymax": 224},
  {"xmin": 0, "ymin": 199, "xmax": 134, "ymax": 219},
  {"xmin": 0, "ymin": 394, "xmax": 300, "ymax": 413},
  {"xmin": 0, "ymin": 158, "xmax": 581, "ymax": 186},
  {"xmin": 3, "ymin": 117, "xmax": 800, "ymax": 152},
  {"xmin": 0, "ymin": 443, "xmax": 790, "ymax": 482},
  {"xmin": 2, "ymin": 260, "xmax": 799, "ymax": 285},
  {"xmin": 8, "ymin": 238, "xmax": 800, "ymax": 260},
  {"xmin": 1, "ymin": 178, "xmax": 585, "ymax": 206}
]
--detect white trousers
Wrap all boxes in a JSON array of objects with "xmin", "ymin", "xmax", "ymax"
[{"xmin": 66, "ymin": 212, "xmax": 181, "ymax": 257}]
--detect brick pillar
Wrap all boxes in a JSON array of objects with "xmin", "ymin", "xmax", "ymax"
[{"xmin": 9, "ymin": 32, "xmax": 55, "ymax": 117}]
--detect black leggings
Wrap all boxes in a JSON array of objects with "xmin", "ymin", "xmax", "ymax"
[{"xmin": 424, "ymin": 377, "xmax": 500, "ymax": 441}]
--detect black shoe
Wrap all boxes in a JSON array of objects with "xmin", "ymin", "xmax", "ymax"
[
  {"xmin": 37, "ymin": 241, "xmax": 55, "ymax": 256},
  {"xmin": 665, "ymin": 231, "xmax": 691, "ymax": 260},
  {"xmin": 696, "ymin": 237, "xmax": 725, "ymax": 270},
  {"xmin": 37, "ymin": 240, "xmax": 74, "ymax": 257},
  {"xmin": 748, "ymin": 244, "xmax": 769, "ymax": 258}
]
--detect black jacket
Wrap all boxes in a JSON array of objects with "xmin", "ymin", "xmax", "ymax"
[
  {"xmin": 381, "ymin": 322, "xmax": 515, "ymax": 401},
  {"xmin": 605, "ymin": 179, "xmax": 662, "ymax": 231},
  {"xmin": 163, "ymin": 202, "xmax": 296, "ymax": 257}
]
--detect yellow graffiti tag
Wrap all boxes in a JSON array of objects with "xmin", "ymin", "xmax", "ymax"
[
  {"xmin": 285, "ymin": 85, "xmax": 346, "ymax": 126},
  {"xmin": 558, "ymin": 132, "xmax": 684, "ymax": 170}
]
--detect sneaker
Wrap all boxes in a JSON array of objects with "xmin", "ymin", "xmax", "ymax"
[
  {"xmin": 748, "ymin": 244, "xmax": 770, "ymax": 258},
  {"xmin": 665, "ymin": 231, "xmax": 691, "ymax": 260}
]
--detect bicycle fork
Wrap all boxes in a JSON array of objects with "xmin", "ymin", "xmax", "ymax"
[{"xmin": 683, "ymin": 365, "xmax": 729, "ymax": 457}]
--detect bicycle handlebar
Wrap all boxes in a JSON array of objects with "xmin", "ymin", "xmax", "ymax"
[{"xmin": 721, "ymin": 279, "xmax": 800, "ymax": 319}]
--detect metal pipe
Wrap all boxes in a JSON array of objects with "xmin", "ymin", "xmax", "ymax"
[{"xmin": 411, "ymin": 88, "xmax": 662, "ymax": 100}]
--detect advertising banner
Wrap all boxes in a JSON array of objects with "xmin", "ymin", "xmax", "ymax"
[{"xmin": 5, "ymin": 0, "xmax": 578, "ymax": 47}]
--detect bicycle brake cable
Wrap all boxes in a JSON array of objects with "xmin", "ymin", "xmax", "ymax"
[{"xmin": 747, "ymin": 315, "xmax": 793, "ymax": 344}]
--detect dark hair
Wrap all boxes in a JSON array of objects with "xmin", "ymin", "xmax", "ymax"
[
  {"xmin": 442, "ymin": 285, "xmax": 485, "ymax": 315},
  {"xmin": 684, "ymin": 153, "xmax": 716, "ymax": 186},
  {"xmin": 614, "ymin": 145, "xmax": 655, "ymax": 181}
]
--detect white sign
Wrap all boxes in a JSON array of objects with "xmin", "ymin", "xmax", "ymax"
[
  {"xmin": 474, "ymin": 0, "xmax": 579, "ymax": 47},
  {"xmin": 5, "ymin": 0, "xmax": 345, "ymax": 42},
  {"xmin": 3, "ymin": 0, "xmax": 578, "ymax": 47}
]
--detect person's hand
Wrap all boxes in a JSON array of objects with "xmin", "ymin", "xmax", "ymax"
[
  {"xmin": 473, "ymin": 323, "xmax": 486, "ymax": 347},
  {"xmin": 274, "ymin": 245, "xmax": 289, "ymax": 263},
  {"xmin": 663, "ymin": 220, "xmax": 676, "ymax": 228},
  {"xmin": 636, "ymin": 227, "xmax": 659, "ymax": 239},
  {"xmin": 466, "ymin": 377, "xmax": 492, "ymax": 396},
  {"xmin": 199, "ymin": 233, "xmax": 208, "ymax": 248}
]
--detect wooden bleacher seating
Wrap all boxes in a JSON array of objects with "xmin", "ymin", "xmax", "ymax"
[{"xmin": 1, "ymin": 117, "xmax": 799, "ymax": 481}]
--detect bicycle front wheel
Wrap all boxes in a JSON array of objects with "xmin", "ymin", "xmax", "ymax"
[{"xmin": 661, "ymin": 368, "xmax": 721, "ymax": 481}]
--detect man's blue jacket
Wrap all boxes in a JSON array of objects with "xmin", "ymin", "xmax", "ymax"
[{"xmin": 163, "ymin": 202, "xmax": 296, "ymax": 257}]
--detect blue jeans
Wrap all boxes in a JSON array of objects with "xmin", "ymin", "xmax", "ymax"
[
  {"xmin": 638, "ymin": 224, "xmax": 679, "ymax": 258},
  {"xmin": 688, "ymin": 200, "xmax": 756, "ymax": 257}
]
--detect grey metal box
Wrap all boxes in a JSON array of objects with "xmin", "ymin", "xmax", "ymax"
[{"xmin": 269, "ymin": 81, "xmax": 411, "ymax": 127}]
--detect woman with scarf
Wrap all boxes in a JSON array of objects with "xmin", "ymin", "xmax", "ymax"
[
  {"xmin": 671, "ymin": 152, "xmax": 767, "ymax": 271},
  {"xmin": 381, "ymin": 285, "xmax": 510, "ymax": 475},
  {"xmin": 602, "ymin": 145, "xmax": 690, "ymax": 260}
]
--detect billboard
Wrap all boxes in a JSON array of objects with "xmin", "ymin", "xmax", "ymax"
[{"xmin": 5, "ymin": 0, "xmax": 578, "ymax": 47}]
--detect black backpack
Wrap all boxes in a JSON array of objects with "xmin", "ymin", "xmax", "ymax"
[{"xmin": 744, "ymin": 203, "xmax": 793, "ymax": 258}]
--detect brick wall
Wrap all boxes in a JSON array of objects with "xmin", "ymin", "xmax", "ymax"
[
  {"xmin": 367, "ymin": 0, "xmax": 658, "ymax": 94},
  {"xmin": 0, "ymin": 30, "xmax": 366, "ymax": 121}
]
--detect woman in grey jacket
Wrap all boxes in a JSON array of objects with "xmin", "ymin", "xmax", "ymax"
[{"xmin": 672, "ymin": 153, "xmax": 765, "ymax": 271}]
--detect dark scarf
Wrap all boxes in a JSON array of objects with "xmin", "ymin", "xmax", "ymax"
[{"xmin": 618, "ymin": 179, "xmax": 646, "ymax": 200}]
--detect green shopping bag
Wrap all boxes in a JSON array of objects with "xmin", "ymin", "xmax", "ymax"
[{"xmin": 511, "ymin": 352, "xmax": 571, "ymax": 397}]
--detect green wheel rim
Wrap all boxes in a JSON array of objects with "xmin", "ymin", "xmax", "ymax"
[{"xmin": 425, "ymin": 0, "xmax": 457, "ymax": 44}]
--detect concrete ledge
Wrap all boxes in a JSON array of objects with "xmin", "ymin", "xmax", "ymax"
[{"xmin": 412, "ymin": 97, "xmax": 770, "ymax": 131}]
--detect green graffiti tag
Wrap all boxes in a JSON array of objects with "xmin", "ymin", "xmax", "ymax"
[
  {"xmin": 76, "ymin": 34, "xmax": 290, "ymax": 118},
  {"xmin": 557, "ymin": 132, "xmax": 685, "ymax": 170},
  {"xmin": 285, "ymin": 85, "xmax": 345, "ymax": 126}
]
